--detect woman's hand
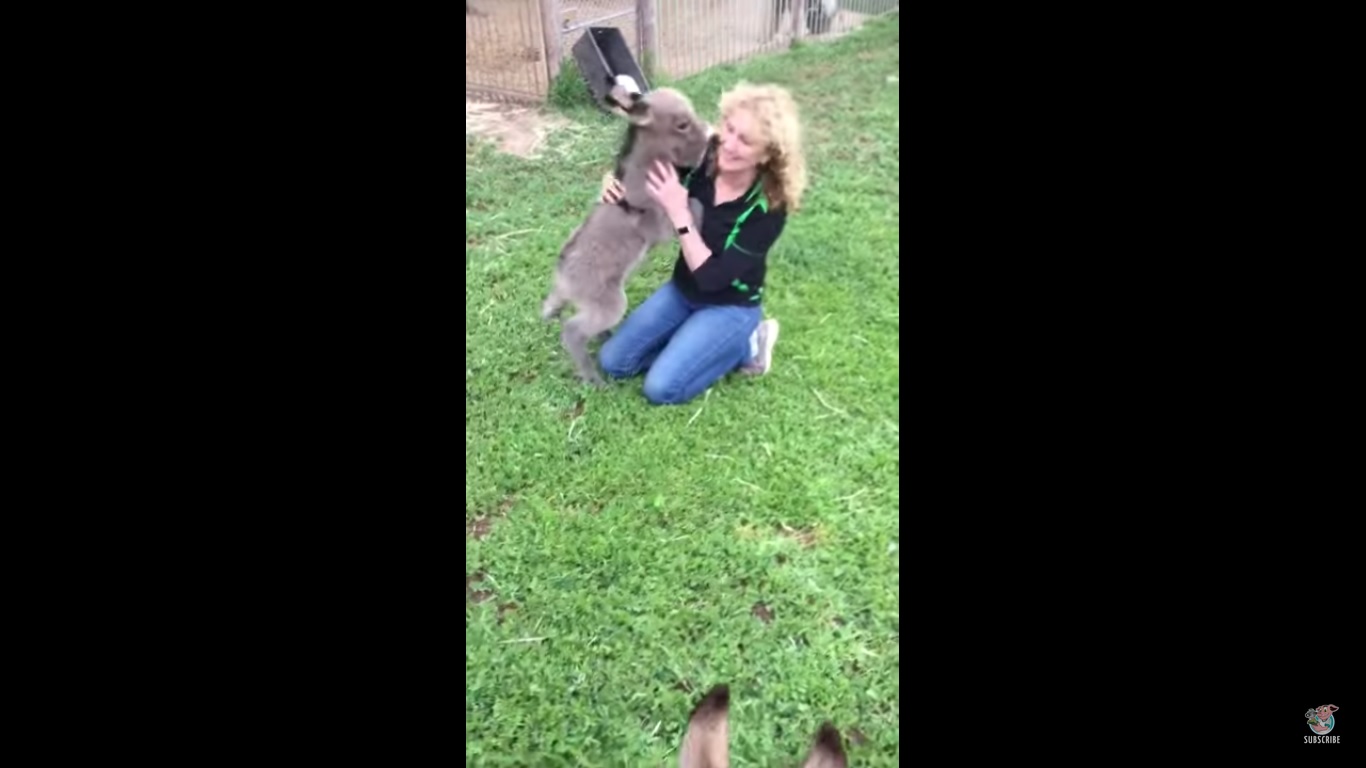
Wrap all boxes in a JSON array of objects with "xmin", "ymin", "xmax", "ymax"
[
  {"xmin": 600, "ymin": 173, "xmax": 624, "ymax": 204},
  {"xmin": 645, "ymin": 161, "xmax": 691, "ymax": 225}
]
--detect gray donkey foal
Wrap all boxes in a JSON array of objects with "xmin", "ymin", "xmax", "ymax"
[{"xmin": 542, "ymin": 85, "xmax": 711, "ymax": 386}]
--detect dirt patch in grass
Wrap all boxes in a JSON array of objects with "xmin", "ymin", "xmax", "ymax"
[
  {"xmin": 467, "ymin": 517, "xmax": 495, "ymax": 540},
  {"xmin": 751, "ymin": 602, "xmax": 775, "ymax": 625},
  {"xmin": 778, "ymin": 523, "xmax": 824, "ymax": 548},
  {"xmin": 468, "ymin": 496, "xmax": 516, "ymax": 540},
  {"xmin": 467, "ymin": 100, "xmax": 566, "ymax": 158},
  {"xmin": 467, "ymin": 571, "xmax": 495, "ymax": 604}
]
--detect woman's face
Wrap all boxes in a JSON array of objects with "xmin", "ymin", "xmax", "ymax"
[{"xmin": 716, "ymin": 107, "xmax": 769, "ymax": 175}]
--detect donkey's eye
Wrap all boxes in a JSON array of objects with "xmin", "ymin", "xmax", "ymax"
[{"xmin": 675, "ymin": 120, "xmax": 691, "ymax": 131}]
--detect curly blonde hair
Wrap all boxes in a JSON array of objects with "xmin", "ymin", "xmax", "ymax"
[{"xmin": 711, "ymin": 82, "xmax": 808, "ymax": 212}]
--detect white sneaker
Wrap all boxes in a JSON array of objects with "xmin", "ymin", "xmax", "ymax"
[{"xmin": 740, "ymin": 319, "xmax": 780, "ymax": 376}]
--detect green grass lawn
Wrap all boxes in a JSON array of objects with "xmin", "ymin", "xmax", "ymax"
[{"xmin": 467, "ymin": 15, "xmax": 899, "ymax": 766}]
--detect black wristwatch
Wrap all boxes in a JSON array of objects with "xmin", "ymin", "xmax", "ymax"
[{"xmin": 676, "ymin": 225, "xmax": 691, "ymax": 235}]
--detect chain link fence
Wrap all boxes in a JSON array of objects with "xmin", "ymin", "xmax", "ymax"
[
  {"xmin": 656, "ymin": 0, "xmax": 897, "ymax": 78},
  {"xmin": 466, "ymin": 1, "xmax": 550, "ymax": 102},
  {"xmin": 466, "ymin": 1, "xmax": 897, "ymax": 102}
]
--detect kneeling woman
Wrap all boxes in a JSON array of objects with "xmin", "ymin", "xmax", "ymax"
[{"xmin": 599, "ymin": 81, "xmax": 807, "ymax": 406}]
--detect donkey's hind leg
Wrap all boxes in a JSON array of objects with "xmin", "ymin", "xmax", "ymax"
[
  {"xmin": 542, "ymin": 292, "xmax": 567, "ymax": 322},
  {"xmin": 561, "ymin": 291, "xmax": 627, "ymax": 386},
  {"xmin": 561, "ymin": 314, "xmax": 605, "ymax": 387},
  {"xmin": 541, "ymin": 274, "xmax": 570, "ymax": 322}
]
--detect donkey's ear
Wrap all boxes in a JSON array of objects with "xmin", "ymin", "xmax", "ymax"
[
  {"xmin": 679, "ymin": 685, "xmax": 729, "ymax": 768},
  {"xmin": 799, "ymin": 723, "xmax": 848, "ymax": 768}
]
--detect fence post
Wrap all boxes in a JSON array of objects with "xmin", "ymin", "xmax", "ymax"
[
  {"xmin": 638, "ymin": 0, "xmax": 657, "ymax": 79},
  {"xmin": 792, "ymin": 0, "xmax": 807, "ymax": 41},
  {"xmin": 541, "ymin": 0, "xmax": 563, "ymax": 82}
]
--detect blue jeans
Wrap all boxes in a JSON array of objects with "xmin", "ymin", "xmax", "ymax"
[{"xmin": 600, "ymin": 281, "xmax": 761, "ymax": 405}]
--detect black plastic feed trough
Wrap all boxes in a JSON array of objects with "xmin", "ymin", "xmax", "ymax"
[{"xmin": 571, "ymin": 27, "xmax": 651, "ymax": 112}]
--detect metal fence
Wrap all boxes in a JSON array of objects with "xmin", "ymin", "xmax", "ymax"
[
  {"xmin": 466, "ymin": 0, "xmax": 550, "ymax": 102},
  {"xmin": 656, "ymin": 0, "xmax": 898, "ymax": 78},
  {"xmin": 466, "ymin": 0, "xmax": 898, "ymax": 102}
]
